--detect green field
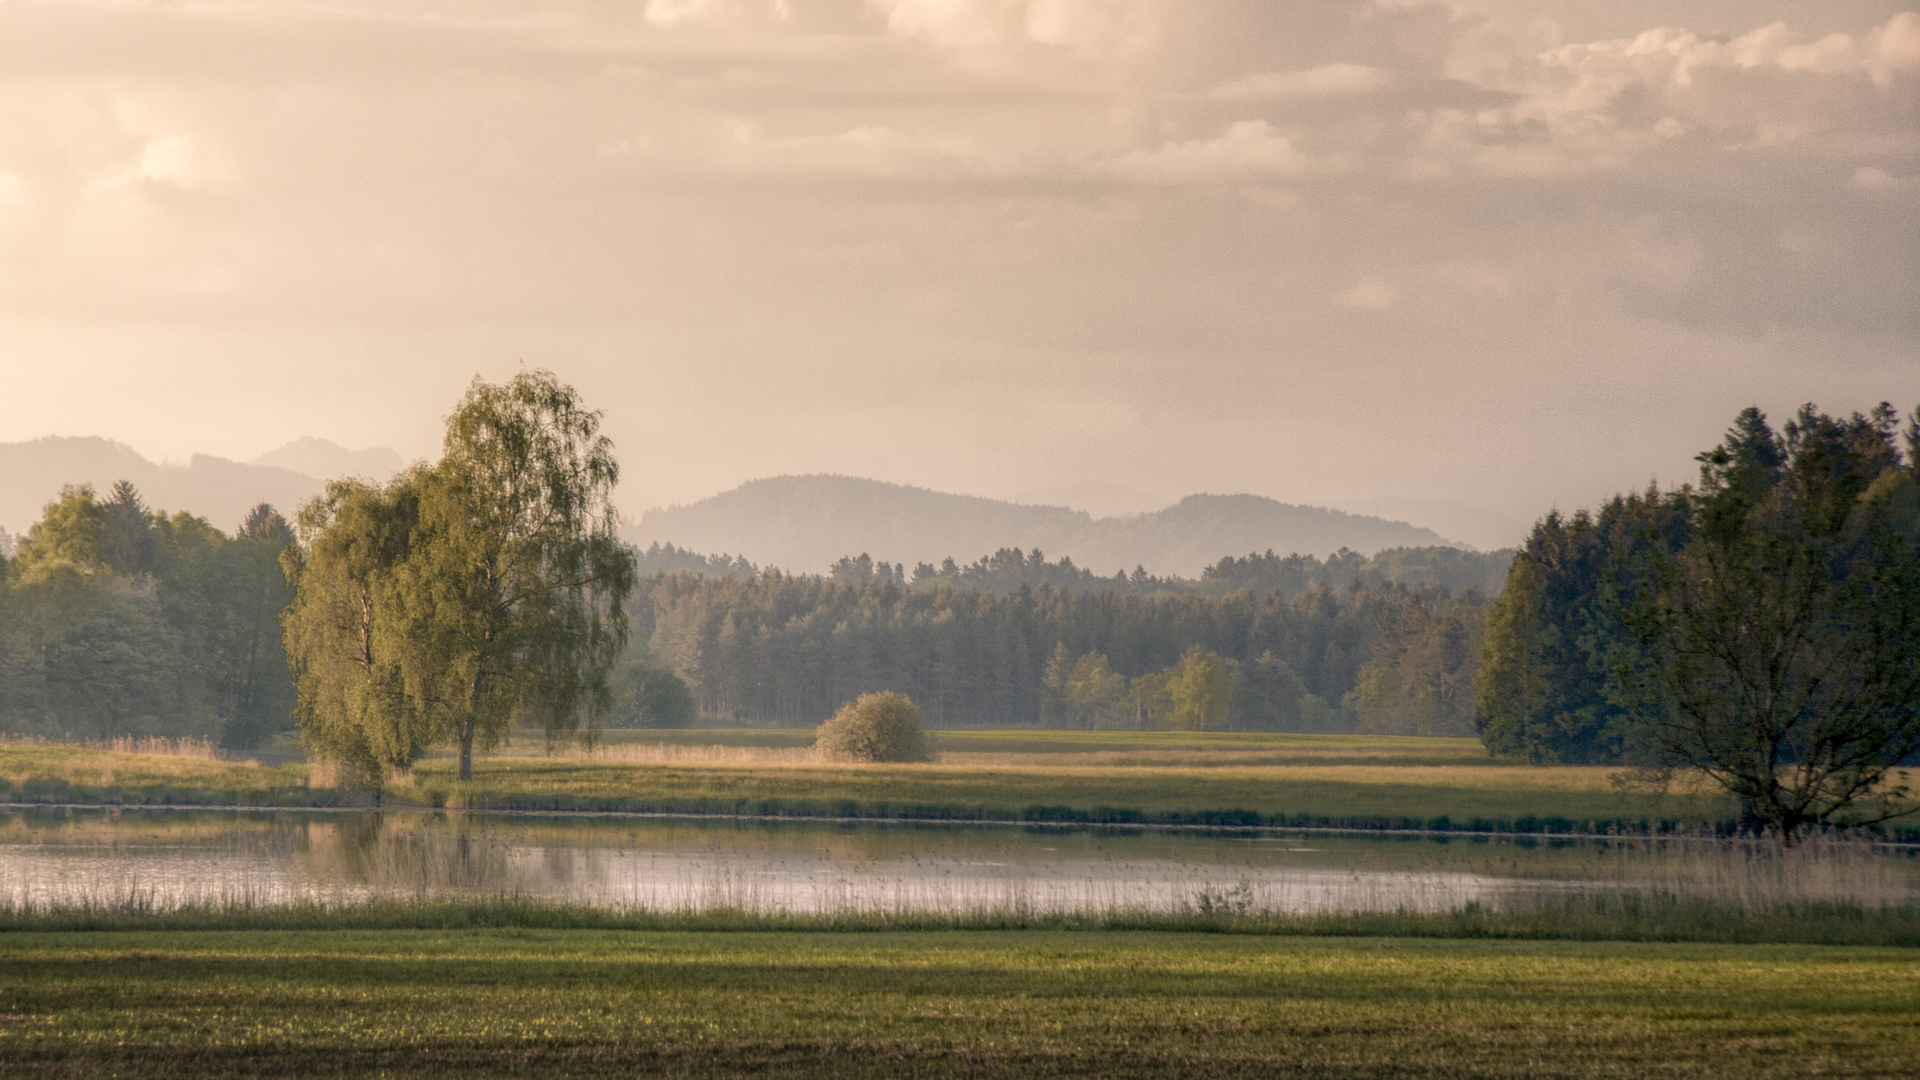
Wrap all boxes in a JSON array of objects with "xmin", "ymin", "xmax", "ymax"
[
  {"xmin": 0, "ymin": 730, "xmax": 1746, "ymax": 833},
  {"xmin": 0, "ymin": 928, "xmax": 1913, "ymax": 1078}
]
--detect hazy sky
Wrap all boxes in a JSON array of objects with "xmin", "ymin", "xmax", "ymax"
[{"xmin": 1, "ymin": 0, "xmax": 1914, "ymax": 523}]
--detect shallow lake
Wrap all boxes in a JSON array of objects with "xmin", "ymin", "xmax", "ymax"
[{"xmin": 2, "ymin": 807, "xmax": 1913, "ymax": 915}]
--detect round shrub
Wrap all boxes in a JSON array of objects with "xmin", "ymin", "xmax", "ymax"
[{"xmin": 813, "ymin": 691, "xmax": 932, "ymax": 763}]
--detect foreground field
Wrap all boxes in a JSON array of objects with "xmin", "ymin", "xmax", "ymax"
[
  {"xmin": 0, "ymin": 928, "xmax": 1913, "ymax": 1078},
  {"xmin": 0, "ymin": 731, "xmax": 1747, "ymax": 833}
]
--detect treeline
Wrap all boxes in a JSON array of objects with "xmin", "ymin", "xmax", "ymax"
[
  {"xmin": 1475, "ymin": 403, "xmax": 1920, "ymax": 765},
  {"xmin": 630, "ymin": 571, "xmax": 1483, "ymax": 734},
  {"xmin": 646, "ymin": 537, "xmax": 1513, "ymax": 600},
  {"xmin": 0, "ymin": 483, "xmax": 296, "ymax": 749}
]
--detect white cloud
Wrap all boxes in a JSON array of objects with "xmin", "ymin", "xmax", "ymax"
[
  {"xmin": 870, "ymin": 0, "xmax": 1158, "ymax": 56},
  {"xmin": 1108, "ymin": 120, "xmax": 1310, "ymax": 182},
  {"xmin": 1210, "ymin": 63, "xmax": 1388, "ymax": 99}
]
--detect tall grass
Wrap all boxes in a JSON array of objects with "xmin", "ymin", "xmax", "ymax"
[
  {"xmin": 0, "ymin": 733, "xmax": 223, "ymax": 759},
  {"xmin": 513, "ymin": 742, "xmax": 818, "ymax": 766}
]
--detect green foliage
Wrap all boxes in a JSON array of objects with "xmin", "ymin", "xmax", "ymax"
[
  {"xmin": 813, "ymin": 691, "xmax": 932, "ymax": 762},
  {"xmin": 605, "ymin": 654, "xmax": 698, "ymax": 727},
  {"xmin": 282, "ymin": 371, "xmax": 636, "ymax": 784},
  {"xmin": 895, "ymin": 543, "xmax": 1512, "ymax": 598},
  {"xmin": 1474, "ymin": 488, "xmax": 1692, "ymax": 763},
  {"xmin": 1040, "ymin": 644, "xmax": 1133, "ymax": 728},
  {"xmin": 1163, "ymin": 648, "xmax": 1232, "ymax": 731},
  {"xmin": 1474, "ymin": 560, "xmax": 1552, "ymax": 759},
  {"xmin": 1231, "ymin": 652, "xmax": 1311, "ymax": 731},
  {"xmin": 1610, "ymin": 403, "xmax": 1920, "ymax": 839},
  {"xmin": 1350, "ymin": 587, "xmax": 1480, "ymax": 736},
  {"xmin": 0, "ymin": 484, "xmax": 298, "ymax": 748},
  {"xmin": 390, "ymin": 371, "xmax": 634, "ymax": 776},
  {"xmin": 1203, "ymin": 545, "xmax": 1514, "ymax": 598},
  {"xmin": 631, "ymin": 542, "xmax": 755, "ymax": 578},
  {"xmin": 635, "ymin": 571, "xmax": 1470, "ymax": 730},
  {"xmin": 280, "ymin": 473, "xmax": 430, "ymax": 789}
]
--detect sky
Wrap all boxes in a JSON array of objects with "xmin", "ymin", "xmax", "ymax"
[{"xmin": 1, "ymin": 0, "xmax": 1914, "ymax": 525}]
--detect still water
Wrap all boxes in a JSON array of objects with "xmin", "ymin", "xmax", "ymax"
[{"xmin": 2, "ymin": 807, "xmax": 1912, "ymax": 915}]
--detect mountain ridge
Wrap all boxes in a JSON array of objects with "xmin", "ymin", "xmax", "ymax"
[
  {"xmin": 629, "ymin": 474, "xmax": 1461, "ymax": 577},
  {"xmin": 0, "ymin": 436, "xmax": 398, "ymax": 537}
]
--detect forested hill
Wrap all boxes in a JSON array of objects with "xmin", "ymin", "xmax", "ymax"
[
  {"xmin": 628, "ymin": 475, "xmax": 1461, "ymax": 576},
  {"xmin": 0, "ymin": 436, "xmax": 400, "ymax": 538}
]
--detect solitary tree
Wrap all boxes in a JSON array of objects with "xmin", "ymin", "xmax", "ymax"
[
  {"xmin": 1610, "ymin": 404, "xmax": 1920, "ymax": 842},
  {"xmin": 391, "ymin": 371, "xmax": 634, "ymax": 778},
  {"xmin": 282, "ymin": 370, "xmax": 635, "ymax": 784}
]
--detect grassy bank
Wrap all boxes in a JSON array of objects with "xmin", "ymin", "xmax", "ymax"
[
  {"xmin": 1, "ymin": 926, "xmax": 1913, "ymax": 1078},
  {"xmin": 4, "ymin": 894, "xmax": 1919, "ymax": 947},
  {"xmin": 0, "ymin": 731, "xmax": 1756, "ymax": 835}
]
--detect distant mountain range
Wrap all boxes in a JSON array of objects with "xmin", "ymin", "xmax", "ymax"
[
  {"xmin": 0, "ymin": 436, "xmax": 402, "ymax": 538},
  {"xmin": 628, "ymin": 475, "xmax": 1465, "ymax": 577}
]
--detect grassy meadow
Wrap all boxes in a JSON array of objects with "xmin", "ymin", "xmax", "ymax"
[
  {"xmin": 1, "ymin": 927, "xmax": 1914, "ymax": 1078},
  {"xmin": 0, "ymin": 728, "xmax": 1751, "ymax": 833}
]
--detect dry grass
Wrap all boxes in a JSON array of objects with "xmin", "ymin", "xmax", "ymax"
[
  {"xmin": 501, "ymin": 741, "xmax": 817, "ymax": 766},
  {"xmin": 0, "ymin": 734, "xmax": 223, "ymax": 760}
]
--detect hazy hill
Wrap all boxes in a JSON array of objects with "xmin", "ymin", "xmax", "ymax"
[
  {"xmin": 628, "ymin": 475, "xmax": 1459, "ymax": 576},
  {"xmin": 1333, "ymin": 495, "xmax": 1530, "ymax": 553},
  {"xmin": 0, "ymin": 436, "xmax": 397, "ymax": 536},
  {"xmin": 249, "ymin": 437, "xmax": 401, "ymax": 482}
]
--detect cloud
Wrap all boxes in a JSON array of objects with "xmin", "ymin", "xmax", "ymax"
[
  {"xmin": 0, "ymin": 0, "xmax": 1913, "ymax": 519},
  {"xmin": 1852, "ymin": 165, "xmax": 1920, "ymax": 190},
  {"xmin": 1209, "ymin": 63, "xmax": 1389, "ymax": 99},
  {"xmin": 869, "ymin": 0, "xmax": 1159, "ymax": 56},
  {"xmin": 1107, "ymin": 120, "xmax": 1312, "ymax": 182}
]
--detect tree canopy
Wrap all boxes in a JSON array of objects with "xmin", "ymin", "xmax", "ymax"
[
  {"xmin": 282, "ymin": 370, "xmax": 635, "ymax": 784},
  {"xmin": 0, "ymin": 483, "xmax": 296, "ymax": 748},
  {"xmin": 1609, "ymin": 404, "xmax": 1920, "ymax": 839}
]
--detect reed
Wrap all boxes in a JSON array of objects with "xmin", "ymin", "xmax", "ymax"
[{"xmin": 0, "ymin": 733, "xmax": 223, "ymax": 759}]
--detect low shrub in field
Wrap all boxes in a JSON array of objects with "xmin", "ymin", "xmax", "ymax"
[{"xmin": 814, "ymin": 692, "xmax": 931, "ymax": 763}]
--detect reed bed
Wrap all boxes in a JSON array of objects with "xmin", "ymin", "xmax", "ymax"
[
  {"xmin": 0, "ymin": 733, "xmax": 223, "ymax": 759},
  {"xmin": 508, "ymin": 742, "xmax": 820, "ymax": 766}
]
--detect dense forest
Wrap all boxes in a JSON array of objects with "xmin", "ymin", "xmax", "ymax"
[
  {"xmin": 628, "ymin": 570, "xmax": 1484, "ymax": 734},
  {"xmin": 1475, "ymin": 403, "xmax": 1920, "ymax": 766},
  {"xmin": 0, "ymin": 499, "xmax": 1494, "ymax": 744},
  {"xmin": 0, "ymin": 483, "xmax": 296, "ymax": 749}
]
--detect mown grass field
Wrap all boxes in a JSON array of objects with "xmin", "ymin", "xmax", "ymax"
[
  {"xmin": 0, "ymin": 729, "xmax": 1755, "ymax": 833},
  {"xmin": 0, "ymin": 927, "xmax": 1913, "ymax": 1078}
]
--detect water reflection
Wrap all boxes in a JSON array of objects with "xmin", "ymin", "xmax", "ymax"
[{"xmin": 1, "ymin": 807, "xmax": 1912, "ymax": 916}]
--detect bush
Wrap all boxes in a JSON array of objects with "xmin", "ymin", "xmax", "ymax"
[
  {"xmin": 605, "ymin": 661, "xmax": 698, "ymax": 728},
  {"xmin": 814, "ymin": 692, "xmax": 931, "ymax": 763}
]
